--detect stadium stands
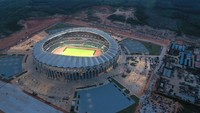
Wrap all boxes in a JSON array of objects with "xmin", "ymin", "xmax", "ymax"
[{"xmin": 33, "ymin": 27, "xmax": 119, "ymax": 81}]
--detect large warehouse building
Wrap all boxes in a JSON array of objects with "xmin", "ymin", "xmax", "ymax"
[{"xmin": 33, "ymin": 27, "xmax": 119, "ymax": 81}]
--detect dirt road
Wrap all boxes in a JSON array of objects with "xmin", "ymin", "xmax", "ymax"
[{"xmin": 0, "ymin": 17, "xmax": 64, "ymax": 51}]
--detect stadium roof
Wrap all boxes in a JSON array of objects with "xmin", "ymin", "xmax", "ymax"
[{"xmin": 33, "ymin": 27, "xmax": 119, "ymax": 68}]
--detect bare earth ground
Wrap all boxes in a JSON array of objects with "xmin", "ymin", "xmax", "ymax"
[
  {"xmin": 0, "ymin": 17, "xmax": 64, "ymax": 51},
  {"xmin": 65, "ymin": 18, "xmax": 170, "ymax": 47},
  {"xmin": 114, "ymin": 56, "xmax": 151, "ymax": 97},
  {"xmin": 6, "ymin": 31, "xmax": 48, "ymax": 54}
]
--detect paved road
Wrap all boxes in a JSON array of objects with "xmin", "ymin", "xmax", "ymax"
[{"xmin": 139, "ymin": 44, "xmax": 168, "ymax": 103}]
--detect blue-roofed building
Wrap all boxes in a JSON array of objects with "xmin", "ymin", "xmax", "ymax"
[
  {"xmin": 184, "ymin": 52, "xmax": 193, "ymax": 67},
  {"xmin": 171, "ymin": 43, "xmax": 187, "ymax": 52},
  {"xmin": 179, "ymin": 51, "xmax": 193, "ymax": 66},
  {"xmin": 186, "ymin": 52, "xmax": 192, "ymax": 58},
  {"xmin": 182, "ymin": 46, "xmax": 186, "ymax": 51},
  {"xmin": 75, "ymin": 83, "xmax": 135, "ymax": 113},
  {"xmin": 184, "ymin": 59, "xmax": 188, "ymax": 66},
  {"xmin": 163, "ymin": 68, "xmax": 172, "ymax": 78},
  {"xmin": 167, "ymin": 70, "xmax": 172, "ymax": 77},
  {"xmin": 163, "ymin": 68, "xmax": 167, "ymax": 76},
  {"xmin": 0, "ymin": 55, "xmax": 24, "ymax": 80},
  {"xmin": 175, "ymin": 45, "xmax": 178, "ymax": 50},
  {"xmin": 180, "ymin": 52, "xmax": 184, "ymax": 65},
  {"xmin": 178, "ymin": 45, "xmax": 182, "ymax": 51}
]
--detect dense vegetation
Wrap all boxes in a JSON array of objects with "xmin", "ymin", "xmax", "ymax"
[{"xmin": 0, "ymin": 0, "xmax": 200, "ymax": 38}]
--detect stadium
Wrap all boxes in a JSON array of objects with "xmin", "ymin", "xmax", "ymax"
[{"xmin": 33, "ymin": 27, "xmax": 119, "ymax": 80}]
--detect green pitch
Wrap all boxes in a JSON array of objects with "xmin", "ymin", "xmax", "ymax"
[{"xmin": 62, "ymin": 48, "xmax": 95, "ymax": 57}]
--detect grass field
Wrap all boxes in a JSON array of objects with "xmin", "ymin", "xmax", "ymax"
[
  {"xmin": 140, "ymin": 42, "xmax": 161, "ymax": 55},
  {"xmin": 62, "ymin": 48, "xmax": 95, "ymax": 57}
]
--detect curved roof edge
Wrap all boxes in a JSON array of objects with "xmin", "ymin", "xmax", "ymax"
[{"xmin": 33, "ymin": 27, "xmax": 119, "ymax": 68}]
